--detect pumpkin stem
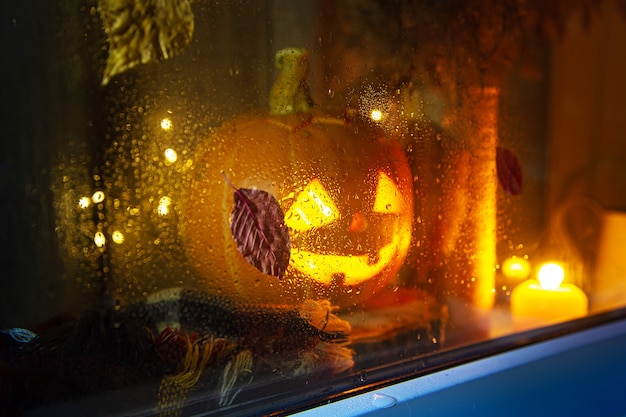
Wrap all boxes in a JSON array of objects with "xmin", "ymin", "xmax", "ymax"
[{"xmin": 269, "ymin": 48, "xmax": 312, "ymax": 115}]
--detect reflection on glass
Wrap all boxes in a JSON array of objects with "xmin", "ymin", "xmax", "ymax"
[{"xmin": 1, "ymin": 1, "xmax": 626, "ymax": 416}]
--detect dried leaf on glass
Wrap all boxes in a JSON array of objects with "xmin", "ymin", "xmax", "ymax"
[
  {"xmin": 496, "ymin": 146, "xmax": 523, "ymax": 195},
  {"xmin": 224, "ymin": 175, "xmax": 291, "ymax": 278},
  {"xmin": 97, "ymin": 0, "xmax": 194, "ymax": 85}
]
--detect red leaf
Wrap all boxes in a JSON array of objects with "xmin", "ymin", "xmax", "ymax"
[
  {"xmin": 223, "ymin": 174, "xmax": 291, "ymax": 278},
  {"xmin": 496, "ymin": 146, "xmax": 522, "ymax": 195}
]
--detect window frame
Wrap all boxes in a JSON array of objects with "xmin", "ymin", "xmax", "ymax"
[{"xmin": 293, "ymin": 309, "xmax": 626, "ymax": 416}]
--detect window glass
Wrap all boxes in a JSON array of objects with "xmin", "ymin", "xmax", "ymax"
[{"xmin": 1, "ymin": 1, "xmax": 625, "ymax": 415}]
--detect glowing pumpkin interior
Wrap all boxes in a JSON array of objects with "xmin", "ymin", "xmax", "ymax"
[
  {"xmin": 286, "ymin": 172, "xmax": 405, "ymax": 286},
  {"xmin": 183, "ymin": 113, "xmax": 414, "ymax": 307}
]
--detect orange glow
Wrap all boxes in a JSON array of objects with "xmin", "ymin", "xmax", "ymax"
[
  {"xmin": 285, "ymin": 172, "xmax": 406, "ymax": 286},
  {"xmin": 502, "ymin": 256, "xmax": 531, "ymax": 280},
  {"xmin": 373, "ymin": 172, "xmax": 402, "ymax": 213},
  {"xmin": 537, "ymin": 262, "xmax": 565, "ymax": 290},
  {"xmin": 290, "ymin": 234, "xmax": 401, "ymax": 286},
  {"xmin": 284, "ymin": 178, "xmax": 339, "ymax": 232}
]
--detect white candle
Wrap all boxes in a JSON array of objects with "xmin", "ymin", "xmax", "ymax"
[{"xmin": 511, "ymin": 263, "xmax": 588, "ymax": 330}]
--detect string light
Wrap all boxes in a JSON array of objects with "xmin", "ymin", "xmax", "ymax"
[
  {"xmin": 164, "ymin": 148, "xmax": 178, "ymax": 165},
  {"xmin": 111, "ymin": 230, "xmax": 125, "ymax": 244},
  {"xmin": 94, "ymin": 231, "xmax": 106, "ymax": 248},
  {"xmin": 78, "ymin": 196, "xmax": 90, "ymax": 209},
  {"xmin": 158, "ymin": 196, "xmax": 172, "ymax": 216},
  {"xmin": 91, "ymin": 191, "xmax": 105, "ymax": 203},
  {"xmin": 160, "ymin": 117, "xmax": 172, "ymax": 131}
]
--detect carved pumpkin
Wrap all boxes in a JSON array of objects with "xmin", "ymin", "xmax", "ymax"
[{"xmin": 183, "ymin": 49, "xmax": 413, "ymax": 307}]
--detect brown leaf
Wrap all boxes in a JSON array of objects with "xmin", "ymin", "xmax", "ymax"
[
  {"xmin": 98, "ymin": 0, "xmax": 194, "ymax": 85},
  {"xmin": 224, "ymin": 175, "xmax": 291, "ymax": 278}
]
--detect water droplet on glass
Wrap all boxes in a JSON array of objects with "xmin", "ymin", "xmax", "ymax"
[
  {"xmin": 371, "ymin": 393, "xmax": 397, "ymax": 409},
  {"xmin": 358, "ymin": 369, "xmax": 368, "ymax": 382}
]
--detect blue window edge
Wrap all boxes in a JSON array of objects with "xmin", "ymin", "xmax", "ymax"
[{"xmin": 294, "ymin": 313, "xmax": 626, "ymax": 417}]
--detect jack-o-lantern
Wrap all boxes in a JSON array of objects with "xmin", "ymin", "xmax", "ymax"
[{"xmin": 183, "ymin": 49, "xmax": 413, "ymax": 307}]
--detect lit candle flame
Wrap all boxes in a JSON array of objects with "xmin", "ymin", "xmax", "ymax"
[{"xmin": 537, "ymin": 263, "xmax": 565, "ymax": 290}]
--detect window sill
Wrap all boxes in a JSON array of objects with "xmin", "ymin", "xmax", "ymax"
[{"xmin": 294, "ymin": 313, "xmax": 626, "ymax": 417}]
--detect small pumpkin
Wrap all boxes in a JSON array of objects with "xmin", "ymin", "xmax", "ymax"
[{"xmin": 183, "ymin": 48, "xmax": 413, "ymax": 307}]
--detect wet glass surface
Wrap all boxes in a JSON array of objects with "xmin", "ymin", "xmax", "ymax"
[{"xmin": 1, "ymin": 1, "xmax": 626, "ymax": 415}]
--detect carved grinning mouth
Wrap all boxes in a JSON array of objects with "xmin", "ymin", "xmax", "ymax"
[
  {"xmin": 283, "ymin": 172, "xmax": 407, "ymax": 286},
  {"xmin": 289, "ymin": 235, "xmax": 402, "ymax": 286}
]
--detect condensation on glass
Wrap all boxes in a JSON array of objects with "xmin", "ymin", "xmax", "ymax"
[{"xmin": 1, "ymin": 0, "xmax": 625, "ymax": 415}]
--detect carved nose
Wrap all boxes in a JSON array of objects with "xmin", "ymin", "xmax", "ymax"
[{"xmin": 349, "ymin": 211, "xmax": 367, "ymax": 233}]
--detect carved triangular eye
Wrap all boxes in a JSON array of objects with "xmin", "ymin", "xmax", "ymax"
[
  {"xmin": 373, "ymin": 171, "xmax": 402, "ymax": 214},
  {"xmin": 284, "ymin": 178, "xmax": 339, "ymax": 233}
]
